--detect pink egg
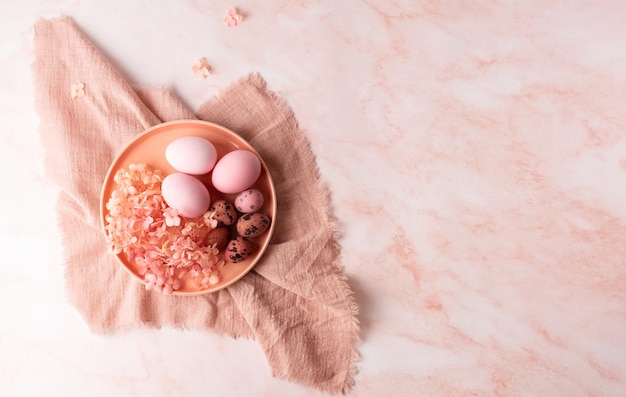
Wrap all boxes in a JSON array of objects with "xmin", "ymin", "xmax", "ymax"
[
  {"xmin": 161, "ymin": 173, "xmax": 211, "ymax": 218},
  {"xmin": 165, "ymin": 136, "xmax": 218, "ymax": 175},
  {"xmin": 211, "ymin": 150, "xmax": 261, "ymax": 194}
]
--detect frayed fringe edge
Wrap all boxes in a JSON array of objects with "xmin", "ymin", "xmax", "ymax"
[{"xmin": 242, "ymin": 72, "xmax": 361, "ymax": 394}]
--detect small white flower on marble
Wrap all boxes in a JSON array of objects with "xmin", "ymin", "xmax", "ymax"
[{"xmin": 192, "ymin": 57, "xmax": 212, "ymax": 79}]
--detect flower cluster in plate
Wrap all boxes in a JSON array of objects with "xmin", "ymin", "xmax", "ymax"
[{"xmin": 103, "ymin": 136, "xmax": 271, "ymax": 294}]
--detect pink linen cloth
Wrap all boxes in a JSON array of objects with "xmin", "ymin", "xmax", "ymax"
[{"xmin": 33, "ymin": 17, "xmax": 358, "ymax": 393}]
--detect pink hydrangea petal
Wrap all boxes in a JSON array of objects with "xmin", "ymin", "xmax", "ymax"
[
  {"xmin": 70, "ymin": 82, "xmax": 86, "ymax": 99},
  {"xmin": 192, "ymin": 58, "xmax": 212, "ymax": 79},
  {"xmin": 172, "ymin": 279, "xmax": 182, "ymax": 290},
  {"xmin": 104, "ymin": 164, "xmax": 225, "ymax": 294},
  {"xmin": 208, "ymin": 273, "xmax": 220, "ymax": 285},
  {"xmin": 225, "ymin": 8, "xmax": 243, "ymax": 27}
]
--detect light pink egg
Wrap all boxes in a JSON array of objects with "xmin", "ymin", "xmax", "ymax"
[
  {"xmin": 161, "ymin": 173, "xmax": 211, "ymax": 218},
  {"xmin": 211, "ymin": 150, "xmax": 261, "ymax": 194},
  {"xmin": 165, "ymin": 136, "xmax": 218, "ymax": 175}
]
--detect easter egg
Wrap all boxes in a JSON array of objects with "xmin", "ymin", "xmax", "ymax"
[
  {"xmin": 235, "ymin": 189, "xmax": 264, "ymax": 213},
  {"xmin": 225, "ymin": 237, "xmax": 253, "ymax": 263},
  {"xmin": 211, "ymin": 150, "xmax": 261, "ymax": 194},
  {"xmin": 236, "ymin": 213, "xmax": 271, "ymax": 238},
  {"xmin": 165, "ymin": 136, "xmax": 218, "ymax": 175},
  {"xmin": 205, "ymin": 227, "xmax": 231, "ymax": 251},
  {"xmin": 209, "ymin": 200, "xmax": 238, "ymax": 226},
  {"xmin": 161, "ymin": 172, "xmax": 211, "ymax": 218}
]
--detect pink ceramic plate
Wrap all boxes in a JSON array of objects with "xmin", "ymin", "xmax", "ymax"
[{"xmin": 99, "ymin": 120, "xmax": 276, "ymax": 295}]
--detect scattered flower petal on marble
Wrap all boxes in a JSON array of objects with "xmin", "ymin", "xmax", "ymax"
[
  {"xmin": 225, "ymin": 8, "xmax": 243, "ymax": 27},
  {"xmin": 70, "ymin": 82, "xmax": 85, "ymax": 99},
  {"xmin": 192, "ymin": 57, "xmax": 212, "ymax": 79}
]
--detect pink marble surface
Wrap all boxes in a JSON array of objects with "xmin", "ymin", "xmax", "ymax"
[{"xmin": 1, "ymin": 1, "xmax": 625, "ymax": 396}]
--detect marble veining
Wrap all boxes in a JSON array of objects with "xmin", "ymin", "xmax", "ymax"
[{"xmin": 1, "ymin": 1, "xmax": 625, "ymax": 396}]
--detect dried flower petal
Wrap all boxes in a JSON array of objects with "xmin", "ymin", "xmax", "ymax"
[
  {"xmin": 225, "ymin": 8, "xmax": 243, "ymax": 27},
  {"xmin": 208, "ymin": 273, "xmax": 220, "ymax": 285},
  {"xmin": 142, "ymin": 216, "xmax": 154, "ymax": 230},
  {"xmin": 164, "ymin": 207, "xmax": 181, "ymax": 227},
  {"xmin": 71, "ymin": 83, "xmax": 85, "ymax": 99},
  {"xmin": 104, "ymin": 164, "xmax": 225, "ymax": 294},
  {"xmin": 192, "ymin": 58, "xmax": 212, "ymax": 79},
  {"xmin": 203, "ymin": 210, "xmax": 219, "ymax": 228}
]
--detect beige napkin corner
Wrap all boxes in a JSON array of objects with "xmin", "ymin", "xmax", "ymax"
[{"xmin": 33, "ymin": 17, "xmax": 358, "ymax": 393}]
